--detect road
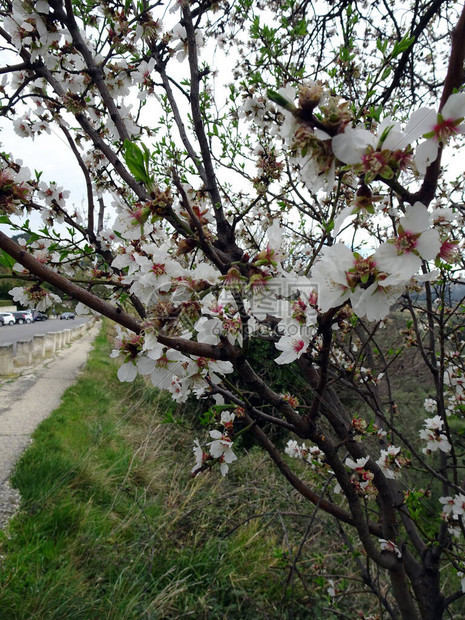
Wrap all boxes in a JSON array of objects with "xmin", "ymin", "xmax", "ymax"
[{"xmin": 0, "ymin": 316, "xmax": 91, "ymax": 348}]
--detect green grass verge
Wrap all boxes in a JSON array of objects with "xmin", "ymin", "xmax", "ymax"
[{"xmin": 0, "ymin": 322, "xmax": 345, "ymax": 619}]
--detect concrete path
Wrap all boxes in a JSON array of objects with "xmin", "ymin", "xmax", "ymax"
[{"xmin": 0, "ymin": 321, "xmax": 100, "ymax": 529}]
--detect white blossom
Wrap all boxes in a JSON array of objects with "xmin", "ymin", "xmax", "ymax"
[
  {"xmin": 379, "ymin": 539, "xmax": 402, "ymax": 558},
  {"xmin": 419, "ymin": 416, "xmax": 451, "ymax": 454}
]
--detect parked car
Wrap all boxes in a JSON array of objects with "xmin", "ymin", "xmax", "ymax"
[
  {"xmin": 13, "ymin": 311, "xmax": 33, "ymax": 324},
  {"xmin": 0, "ymin": 312, "xmax": 16, "ymax": 325},
  {"xmin": 60, "ymin": 312, "xmax": 75, "ymax": 320},
  {"xmin": 32, "ymin": 311, "xmax": 48, "ymax": 321}
]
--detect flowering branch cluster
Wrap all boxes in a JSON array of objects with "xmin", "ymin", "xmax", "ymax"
[{"xmin": 0, "ymin": 0, "xmax": 465, "ymax": 617}]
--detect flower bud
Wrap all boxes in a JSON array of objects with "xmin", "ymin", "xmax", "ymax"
[
  {"xmin": 298, "ymin": 82, "xmax": 324, "ymax": 112},
  {"xmin": 176, "ymin": 237, "xmax": 196, "ymax": 254}
]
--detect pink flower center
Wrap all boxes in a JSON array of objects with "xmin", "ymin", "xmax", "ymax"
[
  {"xmin": 439, "ymin": 240, "xmax": 459, "ymax": 263},
  {"xmin": 395, "ymin": 230, "xmax": 419, "ymax": 254},
  {"xmin": 345, "ymin": 255, "xmax": 377, "ymax": 288},
  {"xmin": 361, "ymin": 150, "xmax": 387, "ymax": 174},
  {"xmin": 152, "ymin": 263, "xmax": 166, "ymax": 276},
  {"xmin": 224, "ymin": 319, "xmax": 240, "ymax": 334},
  {"xmin": 249, "ymin": 273, "xmax": 270, "ymax": 291},
  {"xmin": 156, "ymin": 354, "xmax": 169, "ymax": 369},
  {"xmin": 131, "ymin": 207, "xmax": 145, "ymax": 224},
  {"xmin": 291, "ymin": 299, "xmax": 307, "ymax": 324},
  {"xmin": 433, "ymin": 118, "xmax": 459, "ymax": 142},
  {"xmin": 292, "ymin": 339, "xmax": 305, "ymax": 354}
]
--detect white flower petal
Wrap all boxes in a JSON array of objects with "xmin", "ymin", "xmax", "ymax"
[
  {"xmin": 416, "ymin": 229, "xmax": 441, "ymax": 261},
  {"xmin": 137, "ymin": 356, "xmax": 155, "ymax": 375},
  {"xmin": 415, "ymin": 140, "xmax": 439, "ymax": 175},
  {"xmin": 404, "ymin": 108, "xmax": 436, "ymax": 143},
  {"xmin": 375, "ymin": 243, "xmax": 420, "ymax": 279},
  {"xmin": 118, "ymin": 361, "xmax": 138, "ymax": 382},
  {"xmin": 332, "ymin": 127, "xmax": 375, "ymax": 164},
  {"xmin": 441, "ymin": 92, "xmax": 465, "ymax": 120},
  {"xmin": 399, "ymin": 202, "xmax": 430, "ymax": 233},
  {"xmin": 331, "ymin": 206, "xmax": 356, "ymax": 238}
]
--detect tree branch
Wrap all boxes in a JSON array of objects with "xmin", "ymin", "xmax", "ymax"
[{"xmin": 0, "ymin": 231, "xmax": 235, "ymax": 361}]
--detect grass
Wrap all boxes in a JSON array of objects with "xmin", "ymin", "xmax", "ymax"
[
  {"xmin": 2, "ymin": 318, "xmax": 454, "ymax": 618},
  {"xmin": 0, "ymin": 321, "xmax": 351, "ymax": 619}
]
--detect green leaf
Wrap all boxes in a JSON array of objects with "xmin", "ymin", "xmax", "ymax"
[
  {"xmin": 295, "ymin": 19, "xmax": 307, "ymax": 36},
  {"xmin": 381, "ymin": 66, "xmax": 392, "ymax": 81},
  {"xmin": 27, "ymin": 233, "xmax": 41, "ymax": 244},
  {"xmin": 161, "ymin": 410, "xmax": 184, "ymax": 426},
  {"xmin": 376, "ymin": 38, "xmax": 388, "ymax": 55},
  {"xmin": 378, "ymin": 124, "xmax": 395, "ymax": 145},
  {"xmin": 368, "ymin": 105, "xmax": 383, "ymax": 122},
  {"xmin": 266, "ymin": 89, "xmax": 296, "ymax": 112},
  {"xmin": 0, "ymin": 248, "xmax": 15, "ymax": 269},
  {"xmin": 123, "ymin": 139, "xmax": 153, "ymax": 186},
  {"xmin": 380, "ymin": 165, "xmax": 394, "ymax": 179},
  {"xmin": 0, "ymin": 215, "xmax": 11, "ymax": 225},
  {"xmin": 392, "ymin": 35, "xmax": 415, "ymax": 58},
  {"xmin": 250, "ymin": 16, "xmax": 260, "ymax": 39}
]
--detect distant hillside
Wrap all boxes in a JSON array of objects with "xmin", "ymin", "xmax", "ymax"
[{"xmin": 409, "ymin": 282, "xmax": 465, "ymax": 305}]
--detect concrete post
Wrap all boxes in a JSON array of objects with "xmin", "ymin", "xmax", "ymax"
[
  {"xmin": 32, "ymin": 334, "xmax": 46, "ymax": 360},
  {"xmin": 15, "ymin": 340, "xmax": 32, "ymax": 367},
  {"xmin": 44, "ymin": 332, "xmax": 56, "ymax": 354},
  {"xmin": 0, "ymin": 343, "xmax": 14, "ymax": 375}
]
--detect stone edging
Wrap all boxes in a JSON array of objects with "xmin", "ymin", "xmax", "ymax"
[{"xmin": 0, "ymin": 318, "xmax": 97, "ymax": 376}]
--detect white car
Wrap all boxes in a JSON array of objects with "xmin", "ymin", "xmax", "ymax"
[
  {"xmin": 13, "ymin": 311, "xmax": 33, "ymax": 324},
  {"xmin": 0, "ymin": 312, "xmax": 16, "ymax": 326}
]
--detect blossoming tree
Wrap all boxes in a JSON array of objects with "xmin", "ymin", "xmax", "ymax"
[{"xmin": 0, "ymin": 0, "xmax": 465, "ymax": 616}]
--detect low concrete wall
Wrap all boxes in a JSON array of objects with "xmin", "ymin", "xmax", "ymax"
[{"xmin": 0, "ymin": 318, "xmax": 97, "ymax": 376}]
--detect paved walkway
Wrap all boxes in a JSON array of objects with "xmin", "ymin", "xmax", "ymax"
[{"xmin": 0, "ymin": 322, "xmax": 99, "ymax": 529}]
